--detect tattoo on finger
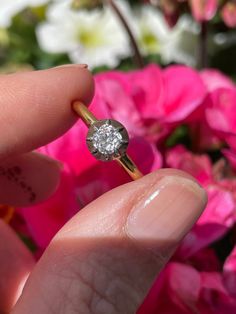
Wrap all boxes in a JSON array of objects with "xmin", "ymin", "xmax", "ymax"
[{"xmin": 0, "ymin": 166, "xmax": 36, "ymax": 202}]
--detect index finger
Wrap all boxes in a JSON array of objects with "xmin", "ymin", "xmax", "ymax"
[{"xmin": 0, "ymin": 65, "xmax": 94, "ymax": 160}]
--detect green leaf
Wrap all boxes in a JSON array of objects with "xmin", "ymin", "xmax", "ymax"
[{"xmin": 165, "ymin": 125, "xmax": 191, "ymax": 148}]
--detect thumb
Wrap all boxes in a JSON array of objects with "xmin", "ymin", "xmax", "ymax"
[{"xmin": 13, "ymin": 169, "xmax": 207, "ymax": 314}]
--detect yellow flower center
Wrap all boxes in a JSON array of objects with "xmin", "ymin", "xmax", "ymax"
[
  {"xmin": 139, "ymin": 28, "xmax": 159, "ymax": 54},
  {"xmin": 76, "ymin": 27, "xmax": 104, "ymax": 48}
]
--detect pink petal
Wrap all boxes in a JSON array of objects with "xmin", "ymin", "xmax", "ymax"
[
  {"xmin": 166, "ymin": 145, "xmax": 213, "ymax": 185},
  {"xmin": 199, "ymin": 272, "xmax": 236, "ymax": 313},
  {"xmin": 201, "ymin": 69, "xmax": 234, "ymax": 92},
  {"xmin": 222, "ymin": 2, "xmax": 236, "ymax": 28},
  {"xmin": 92, "ymin": 73, "xmax": 143, "ymax": 137},
  {"xmin": 179, "ymin": 185, "xmax": 235, "ymax": 258},
  {"xmin": 223, "ymin": 246, "xmax": 236, "ymax": 297},
  {"xmin": 205, "ymin": 87, "xmax": 236, "ymax": 137},
  {"xmin": 162, "ymin": 66, "xmax": 207, "ymax": 123},
  {"xmin": 199, "ymin": 185, "xmax": 235, "ymax": 226},
  {"xmin": 92, "ymin": 65, "xmax": 165, "ymax": 139},
  {"xmin": 139, "ymin": 262, "xmax": 200, "ymax": 314},
  {"xmin": 169, "ymin": 263, "xmax": 201, "ymax": 307},
  {"xmin": 38, "ymin": 121, "xmax": 97, "ymax": 175},
  {"xmin": 126, "ymin": 64, "xmax": 165, "ymax": 119}
]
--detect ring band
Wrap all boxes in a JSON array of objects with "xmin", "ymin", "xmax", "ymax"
[{"xmin": 73, "ymin": 101, "xmax": 143, "ymax": 180}]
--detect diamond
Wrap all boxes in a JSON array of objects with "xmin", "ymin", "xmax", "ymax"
[
  {"xmin": 92, "ymin": 124, "xmax": 123, "ymax": 155},
  {"xmin": 86, "ymin": 119, "xmax": 129, "ymax": 161}
]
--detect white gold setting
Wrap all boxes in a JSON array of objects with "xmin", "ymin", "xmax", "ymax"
[{"xmin": 86, "ymin": 119, "xmax": 129, "ymax": 161}]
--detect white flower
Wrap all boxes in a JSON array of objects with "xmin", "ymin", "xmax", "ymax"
[
  {"xmin": 0, "ymin": 0, "xmax": 48, "ymax": 28},
  {"xmin": 161, "ymin": 15, "xmax": 200, "ymax": 67},
  {"xmin": 132, "ymin": 5, "xmax": 170, "ymax": 56},
  {"xmin": 36, "ymin": 0, "xmax": 131, "ymax": 68},
  {"xmin": 127, "ymin": 5, "xmax": 199, "ymax": 67}
]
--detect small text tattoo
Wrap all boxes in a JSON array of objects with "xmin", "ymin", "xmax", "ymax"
[{"xmin": 0, "ymin": 166, "xmax": 36, "ymax": 202}]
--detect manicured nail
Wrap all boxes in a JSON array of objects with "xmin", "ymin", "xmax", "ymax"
[
  {"xmin": 55, "ymin": 64, "xmax": 88, "ymax": 69},
  {"xmin": 126, "ymin": 176, "xmax": 207, "ymax": 242}
]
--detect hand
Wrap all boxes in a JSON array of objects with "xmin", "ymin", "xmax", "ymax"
[{"xmin": 0, "ymin": 65, "xmax": 207, "ymax": 314}]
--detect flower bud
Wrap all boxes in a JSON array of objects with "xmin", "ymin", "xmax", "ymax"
[
  {"xmin": 189, "ymin": 0, "xmax": 218, "ymax": 22},
  {"xmin": 221, "ymin": 1, "xmax": 236, "ymax": 28}
]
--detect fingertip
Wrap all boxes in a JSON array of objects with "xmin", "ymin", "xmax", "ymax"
[
  {"xmin": 0, "ymin": 65, "xmax": 95, "ymax": 158},
  {"xmin": 50, "ymin": 65, "xmax": 95, "ymax": 105},
  {"xmin": 126, "ymin": 172, "xmax": 207, "ymax": 243}
]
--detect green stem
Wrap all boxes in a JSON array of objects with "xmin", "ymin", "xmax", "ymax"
[
  {"xmin": 107, "ymin": 0, "xmax": 144, "ymax": 68},
  {"xmin": 198, "ymin": 21, "xmax": 208, "ymax": 69}
]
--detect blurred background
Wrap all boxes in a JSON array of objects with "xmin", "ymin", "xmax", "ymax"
[{"xmin": 0, "ymin": 0, "xmax": 236, "ymax": 74}]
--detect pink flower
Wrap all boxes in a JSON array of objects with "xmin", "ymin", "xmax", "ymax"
[
  {"xmin": 91, "ymin": 64, "xmax": 165, "ymax": 140},
  {"xmin": 139, "ymin": 262, "xmax": 201, "ymax": 314},
  {"xmin": 166, "ymin": 144, "xmax": 213, "ymax": 185},
  {"xmin": 91, "ymin": 65, "xmax": 206, "ymax": 142},
  {"xmin": 205, "ymin": 87, "xmax": 236, "ymax": 149},
  {"xmin": 200, "ymin": 69, "xmax": 236, "ymax": 149},
  {"xmin": 166, "ymin": 145, "xmax": 236, "ymax": 257},
  {"xmin": 201, "ymin": 69, "xmax": 235, "ymax": 92},
  {"xmin": 221, "ymin": 1, "xmax": 236, "ymax": 28},
  {"xmin": 139, "ymin": 262, "xmax": 236, "ymax": 313},
  {"xmin": 189, "ymin": 0, "xmax": 218, "ymax": 22},
  {"xmin": 178, "ymin": 185, "xmax": 235, "ymax": 258},
  {"xmin": 161, "ymin": 66, "xmax": 206, "ymax": 123},
  {"xmin": 198, "ymin": 271, "xmax": 236, "ymax": 313},
  {"xmin": 224, "ymin": 246, "xmax": 236, "ymax": 297}
]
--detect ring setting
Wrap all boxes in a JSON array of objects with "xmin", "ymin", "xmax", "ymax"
[
  {"xmin": 72, "ymin": 101, "xmax": 142, "ymax": 180},
  {"xmin": 86, "ymin": 119, "xmax": 129, "ymax": 161}
]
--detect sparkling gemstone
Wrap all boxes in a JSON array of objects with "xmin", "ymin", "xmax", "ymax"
[
  {"xmin": 92, "ymin": 124, "xmax": 123, "ymax": 155},
  {"xmin": 86, "ymin": 119, "xmax": 129, "ymax": 161}
]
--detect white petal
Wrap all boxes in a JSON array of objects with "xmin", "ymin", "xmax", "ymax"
[
  {"xmin": 0, "ymin": 0, "xmax": 49, "ymax": 27},
  {"xmin": 36, "ymin": 23, "xmax": 77, "ymax": 53},
  {"xmin": 37, "ymin": 0, "xmax": 131, "ymax": 68},
  {"xmin": 161, "ymin": 15, "xmax": 199, "ymax": 66},
  {"xmin": 0, "ymin": 0, "xmax": 26, "ymax": 27}
]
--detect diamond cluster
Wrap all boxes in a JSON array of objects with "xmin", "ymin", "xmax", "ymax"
[{"xmin": 86, "ymin": 119, "xmax": 129, "ymax": 161}]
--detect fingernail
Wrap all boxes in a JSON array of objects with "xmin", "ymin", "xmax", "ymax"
[
  {"xmin": 126, "ymin": 176, "xmax": 207, "ymax": 242},
  {"xmin": 55, "ymin": 64, "xmax": 88, "ymax": 69}
]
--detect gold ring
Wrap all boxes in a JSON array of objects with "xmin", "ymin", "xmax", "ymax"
[{"xmin": 72, "ymin": 101, "xmax": 143, "ymax": 180}]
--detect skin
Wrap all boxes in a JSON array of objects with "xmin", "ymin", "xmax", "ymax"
[{"xmin": 0, "ymin": 65, "xmax": 207, "ymax": 314}]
